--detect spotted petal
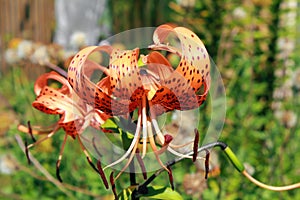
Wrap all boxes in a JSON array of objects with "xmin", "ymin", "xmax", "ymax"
[
  {"xmin": 109, "ymin": 48, "xmax": 144, "ymax": 113},
  {"xmin": 34, "ymin": 71, "xmax": 71, "ymax": 96},
  {"xmin": 147, "ymin": 24, "xmax": 210, "ymax": 112},
  {"xmin": 68, "ymin": 46, "xmax": 144, "ymax": 116},
  {"xmin": 33, "ymin": 72, "xmax": 108, "ymax": 137}
]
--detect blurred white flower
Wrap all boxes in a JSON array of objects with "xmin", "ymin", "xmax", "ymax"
[
  {"xmin": 292, "ymin": 69, "xmax": 300, "ymax": 89},
  {"xmin": 70, "ymin": 31, "xmax": 87, "ymax": 49},
  {"xmin": 177, "ymin": 0, "xmax": 196, "ymax": 8},
  {"xmin": 274, "ymin": 69, "xmax": 285, "ymax": 78},
  {"xmin": 278, "ymin": 110, "xmax": 297, "ymax": 128},
  {"xmin": 98, "ymin": 39, "xmax": 110, "ymax": 46},
  {"xmin": 277, "ymin": 38, "xmax": 295, "ymax": 57},
  {"xmin": 0, "ymin": 154, "xmax": 17, "ymax": 175},
  {"xmin": 274, "ymin": 68, "xmax": 292, "ymax": 78},
  {"xmin": 17, "ymin": 40, "xmax": 33, "ymax": 59},
  {"xmin": 233, "ymin": 7, "xmax": 247, "ymax": 20},
  {"xmin": 281, "ymin": 1, "xmax": 297, "ymax": 9},
  {"xmin": 5, "ymin": 49, "xmax": 20, "ymax": 64},
  {"xmin": 271, "ymin": 101, "xmax": 282, "ymax": 110},
  {"xmin": 280, "ymin": 1, "xmax": 297, "ymax": 27},
  {"xmin": 30, "ymin": 46, "xmax": 50, "ymax": 65},
  {"xmin": 273, "ymin": 86, "xmax": 293, "ymax": 100},
  {"xmin": 274, "ymin": 110, "xmax": 283, "ymax": 120},
  {"xmin": 274, "ymin": 110, "xmax": 297, "ymax": 128}
]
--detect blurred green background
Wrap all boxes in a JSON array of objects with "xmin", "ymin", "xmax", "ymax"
[{"xmin": 1, "ymin": 0, "xmax": 300, "ymax": 199}]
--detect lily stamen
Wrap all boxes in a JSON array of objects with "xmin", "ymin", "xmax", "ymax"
[
  {"xmin": 156, "ymin": 134, "xmax": 173, "ymax": 155},
  {"xmin": 193, "ymin": 129, "xmax": 200, "ymax": 162},
  {"xmin": 25, "ymin": 125, "xmax": 60, "ymax": 150},
  {"xmin": 135, "ymin": 148, "xmax": 147, "ymax": 179},
  {"xmin": 114, "ymin": 141, "xmax": 138, "ymax": 181},
  {"xmin": 141, "ymin": 94, "xmax": 148, "ymax": 158},
  {"xmin": 150, "ymin": 114, "xmax": 204, "ymax": 160},
  {"xmin": 147, "ymin": 121, "xmax": 170, "ymax": 174},
  {"xmin": 56, "ymin": 134, "xmax": 68, "ymax": 182},
  {"xmin": 103, "ymin": 111, "xmax": 142, "ymax": 170},
  {"xmin": 27, "ymin": 121, "xmax": 36, "ymax": 142},
  {"xmin": 18, "ymin": 124, "xmax": 57, "ymax": 135}
]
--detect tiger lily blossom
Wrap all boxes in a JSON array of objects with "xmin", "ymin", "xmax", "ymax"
[
  {"xmin": 67, "ymin": 24, "xmax": 210, "ymax": 181},
  {"xmin": 19, "ymin": 71, "xmax": 109, "ymax": 185}
]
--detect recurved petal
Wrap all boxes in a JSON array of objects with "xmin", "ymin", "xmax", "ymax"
[
  {"xmin": 68, "ymin": 45, "xmax": 141, "ymax": 116},
  {"xmin": 32, "ymin": 86, "xmax": 84, "ymax": 118},
  {"xmin": 67, "ymin": 45, "xmax": 112, "ymax": 103},
  {"xmin": 151, "ymin": 25, "xmax": 210, "ymax": 92},
  {"xmin": 173, "ymin": 26, "xmax": 210, "ymax": 91},
  {"xmin": 34, "ymin": 71, "xmax": 71, "ymax": 96}
]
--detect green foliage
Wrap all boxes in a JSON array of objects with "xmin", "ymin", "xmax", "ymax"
[
  {"xmin": 119, "ymin": 186, "xmax": 183, "ymax": 200},
  {"xmin": 138, "ymin": 186, "xmax": 183, "ymax": 199}
]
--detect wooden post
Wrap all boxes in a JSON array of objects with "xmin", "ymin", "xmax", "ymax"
[{"xmin": 0, "ymin": 0, "xmax": 55, "ymax": 74}]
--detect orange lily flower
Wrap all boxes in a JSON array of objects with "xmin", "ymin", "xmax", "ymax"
[
  {"xmin": 19, "ymin": 71, "xmax": 109, "ymax": 185},
  {"xmin": 67, "ymin": 24, "xmax": 210, "ymax": 182}
]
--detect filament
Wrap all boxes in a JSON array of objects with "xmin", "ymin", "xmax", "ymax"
[
  {"xmin": 148, "ymin": 121, "xmax": 170, "ymax": 174},
  {"xmin": 115, "ymin": 141, "xmax": 138, "ymax": 180},
  {"xmin": 103, "ymin": 111, "xmax": 142, "ymax": 170},
  {"xmin": 142, "ymin": 95, "xmax": 148, "ymax": 158}
]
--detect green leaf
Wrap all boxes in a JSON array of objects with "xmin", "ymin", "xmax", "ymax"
[
  {"xmin": 138, "ymin": 56, "xmax": 145, "ymax": 67},
  {"xmin": 101, "ymin": 117, "xmax": 119, "ymax": 132},
  {"xmin": 121, "ymin": 129, "xmax": 134, "ymax": 150},
  {"xmin": 120, "ymin": 185, "xmax": 183, "ymax": 200},
  {"xmin": 140, "ymin": 186, "xmax": 183, "ymax": 200}
]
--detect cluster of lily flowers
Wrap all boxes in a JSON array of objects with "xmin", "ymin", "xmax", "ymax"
[{"xmin": 19, "ymin": 24, "xmax": 211, "ymax": 196}]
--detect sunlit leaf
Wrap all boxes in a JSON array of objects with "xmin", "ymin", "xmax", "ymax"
[{"xmin": 140, "ymin": 185, "xmax": 183, "ymax": 199}]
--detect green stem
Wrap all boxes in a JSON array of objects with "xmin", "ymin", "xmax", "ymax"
[{"xmin": 223, "ymin": 146, "xmax": 245, "ymax": 172}]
